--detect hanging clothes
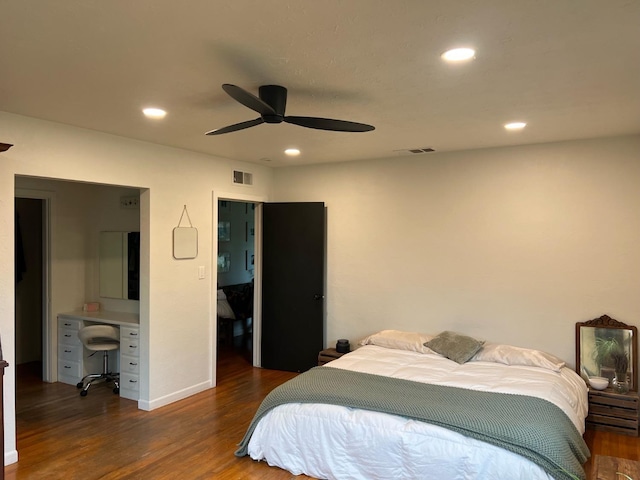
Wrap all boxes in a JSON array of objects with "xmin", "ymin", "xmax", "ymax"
[{"xmin": 15, "ymin": 208, "xmax": 27, "ymax": 283}]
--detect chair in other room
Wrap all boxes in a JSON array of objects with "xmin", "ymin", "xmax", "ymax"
[{"xmin": 76, "ymin": 324, "xmax": 120, "ymax": 396}]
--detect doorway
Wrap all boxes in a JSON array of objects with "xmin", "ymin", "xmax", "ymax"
[
  {"xmin": 213, "ymin": 199, "xmax": 326, "ymax": 376},
  {"xmin": 15, "ymin": 197, "xmax": 45, "ymax": 380},
  {"xmin": 216, "ymin": 200, "xmax": 255, "ymax": 367}
]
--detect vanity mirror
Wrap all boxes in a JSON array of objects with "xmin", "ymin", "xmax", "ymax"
[
  {"xmin": 99, "ymin": 231, "xmax": 140, "ymax": 300},
  {"xmin": 576, "ymin": 314, "xmax": 637, "ymax": 392}
]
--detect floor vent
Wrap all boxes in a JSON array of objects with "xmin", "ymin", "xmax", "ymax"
[{"xmin": 233, "ymin": 170, "xmax": 253, "ymax": 185}]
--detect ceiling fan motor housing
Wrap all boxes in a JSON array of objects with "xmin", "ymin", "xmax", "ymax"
[{"xmin": 259, "ymin": 85, "xmax": 287, "ymax": 123}]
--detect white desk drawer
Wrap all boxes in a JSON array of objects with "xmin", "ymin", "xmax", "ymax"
[
  {"xmin": 58, "ymin": 359, "xmax": 81, "ymax": 379},
  {"xmin": 121, "ymin": 354, "xmax": 140, "ymax": 374},
  {"xmin": 59, "ymin": 344, "xmax": 82, "ymax": 361},
  {"xmin": 121, "ymin": 326, "xmax": 140, "ymax": 341},
  {"xmin": 59, "ymin": 327, "xmax": 82, "ymax": 347},
  {"xmin": 121, "ymin": 338, "xmax": 139, "ymax": 357},
  {"xmin": 59, "ymin": 318, "xmax": 82, "ymax": 330},
  {"xmin": 120, "ymin": 372, "xmax": 140, "ymax": 392},
  {"xmin": 120, "ymin": 387, "xmax": 139, "ymax": 401}
]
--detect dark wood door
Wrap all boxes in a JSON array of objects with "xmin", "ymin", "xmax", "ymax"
[{"xmin": 261, "ymin": 202, "xmax": 325, "ymax": 372}]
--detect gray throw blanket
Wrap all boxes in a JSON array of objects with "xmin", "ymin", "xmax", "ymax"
[{"xmin": 236, "ymin": 367, "xmax": 589, "ymax": 480}]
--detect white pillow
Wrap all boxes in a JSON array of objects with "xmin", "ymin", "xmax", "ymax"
[
  {"xmin": 359, "ymin": 330, "xmax": 437, "ymax": 354},
  {"xmin": 217, "ymin": 289, "xmax": 235, "ymax": 319},
  {"xmin": 471, "ymin": 343, "xmax": 566, "ymax": 372}
]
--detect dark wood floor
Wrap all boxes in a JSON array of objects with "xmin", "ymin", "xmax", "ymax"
[
  {"xmin": 7, "ymin": 345, "xmax": 310, "ymax": 480},
  {"xmin": 5, "ymin": 347, "xmax": 640, "ymax": 479}
]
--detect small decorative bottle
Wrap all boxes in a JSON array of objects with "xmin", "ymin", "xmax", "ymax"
[{"xmin": 613, "ymin": 371, "xmax": 630, "ymax": 394}]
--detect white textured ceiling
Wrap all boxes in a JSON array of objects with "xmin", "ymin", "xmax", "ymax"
[{"xmin": 1, "ymin": 1, "xmax": 639, "ymax": 167}]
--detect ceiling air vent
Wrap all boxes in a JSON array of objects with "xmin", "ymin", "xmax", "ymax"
[
  {"xmin": 233, "ymin": 170, "xmax": 253, "ymax": 186},
  {"xmin": 410, "ymin": 147, "xmax": 435, "ymax": 153},
  {"xmin": 393, "ymin": 147, "xmax": 436, "ymax": 155}
]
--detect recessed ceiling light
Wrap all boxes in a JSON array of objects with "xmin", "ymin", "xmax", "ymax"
[
  {"xmin": 284, "ymin": 148, "xmax": 300, "ymax": 156},
  {"xmin": 142, "ymin": 108, "xmax": 167, "ymax": 119},
  {"xmin": 441, "ymin": 48, "xmax": 476, "ymax": 62},
  {"xmin": 504, "ymin": 122, "xmax": 527, "ymax": 130}
]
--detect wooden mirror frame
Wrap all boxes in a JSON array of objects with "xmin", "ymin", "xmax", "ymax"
[{"xmin": 576, "ymin": 314, "xmax": 638, "ymax": 392}]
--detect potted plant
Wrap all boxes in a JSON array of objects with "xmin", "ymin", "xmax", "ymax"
[
  {"xmin": 610, "ymin": 349, "xmax": 629, "ymax": 393},
  {"xmin": 593, "ymin": 336, "xmax": 621, "ymax": 369},
  {"xmin": 593, "ymin": 336, "xmax": 619, "ymax": 382}
]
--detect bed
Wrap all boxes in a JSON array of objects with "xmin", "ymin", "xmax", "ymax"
[{"xmin": 236, "ymin": 330, "xmax": 590, "ymax": 480}]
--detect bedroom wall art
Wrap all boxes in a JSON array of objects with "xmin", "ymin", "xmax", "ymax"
[
  {"xmin": 218, "ymin": 252, "xmax": 230, "ymax": 273},
  {"xmin": 218, "ymin": 221, "xmax": 230, "ymax": 241}
]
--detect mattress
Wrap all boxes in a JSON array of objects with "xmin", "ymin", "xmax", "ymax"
[{"xmin": 246, "ymin": 345, "xmax": 589, "ymax": 480}]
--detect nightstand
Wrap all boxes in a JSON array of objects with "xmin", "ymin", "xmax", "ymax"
[
  {"xmin": 318, "ymin": 347, "xmax": 348, "ymax": 366},
  {"xmin": 586, "ymin": 388, "xmax": 639, "ymax": 436}
]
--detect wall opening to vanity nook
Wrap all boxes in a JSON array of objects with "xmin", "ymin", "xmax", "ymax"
[{"xmin": 15, "ymin": 176, "xmax": 143, "ymax": 439}]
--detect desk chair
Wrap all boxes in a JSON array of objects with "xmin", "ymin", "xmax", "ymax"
[{"xmin": 76, "ymin": 325, "xmax": 120, "ymax": 397}]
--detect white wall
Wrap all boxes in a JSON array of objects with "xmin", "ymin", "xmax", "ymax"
[
  {"xmin": 271, "ymin": 135, "xmax": 640, "ymax": 372},
  {"xmin": 0, "ymin": 111, "xmax": 273, "ymax": 464},
  {"xmin": 87, "ymin": 185, "xmax": 141, "ymax": 311},
  {"xmin": 3, "ymin": 110, "xmax": 639, "ymax": 465}
]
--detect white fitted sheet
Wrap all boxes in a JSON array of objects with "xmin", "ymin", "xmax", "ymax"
[{"xmin": 247, "ymin": 345, "xmax": 589, "ymax": 480}]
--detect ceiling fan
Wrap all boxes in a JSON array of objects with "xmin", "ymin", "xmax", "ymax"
[{"xmin": 206, "ymin": 84, "xmax": 375, "ymax": 136}]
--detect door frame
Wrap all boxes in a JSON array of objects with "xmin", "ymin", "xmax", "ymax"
[
  {"xmin": 15, "ymin": 188, "xmax": 55, "ymax": 382},
  {"xmin": 212, "ymin": 191, "xmax": 267, "ymax": 379}
]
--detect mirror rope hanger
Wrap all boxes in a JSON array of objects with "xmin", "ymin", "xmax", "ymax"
[
  {"xmin": 177, "ymin": 205, "xmax": 193, "ymax": 228},
  {"xmin": 173, "ymin": 205, "xmax": 198, "ymax": 259}
]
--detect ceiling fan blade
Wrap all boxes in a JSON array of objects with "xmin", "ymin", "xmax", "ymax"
[
  {"xmin": 222, "ymin": 84, "xmax": 276, "ymax": 116},
  {"xmin": 285, "ymin": 116, "xmax": 375, "ymax": 132},
  {"xmin": 205, "ymin": 117, "xmax": 264, "ymax": 135}
]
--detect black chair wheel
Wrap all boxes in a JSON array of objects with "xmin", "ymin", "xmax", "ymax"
[
  {"xmin": 113, "ymin": 387, "xmax": 119, "ymax": 394},
  {"xmin": 76, "ymin": 382, "xmax": 83, "ymax": 389},
  {"xmin": 80, "ymin": 390, "xmax": 88, "ymax": 397}
]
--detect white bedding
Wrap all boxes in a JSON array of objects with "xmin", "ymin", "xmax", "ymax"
[{"xmin": 247, "ymin": 345, "xmax": 589, "ymax": 480}]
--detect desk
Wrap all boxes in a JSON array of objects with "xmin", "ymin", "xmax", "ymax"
[{"xmin": 58, "ymin": 311, "xmax": 140, "ymax": 400}]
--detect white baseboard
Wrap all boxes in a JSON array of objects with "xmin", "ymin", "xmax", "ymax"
[
  {"xmin": 138, "ymin": 380, "xmax": 212, "ymax": 411},
  {"xmin": 5, "ymin": 449, "xmax": 18, "ymax": 465}
]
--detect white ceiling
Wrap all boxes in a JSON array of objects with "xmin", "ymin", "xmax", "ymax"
[{"xmin": 1, "ymin": 1, "xmax": 638, "ymax": 167}]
